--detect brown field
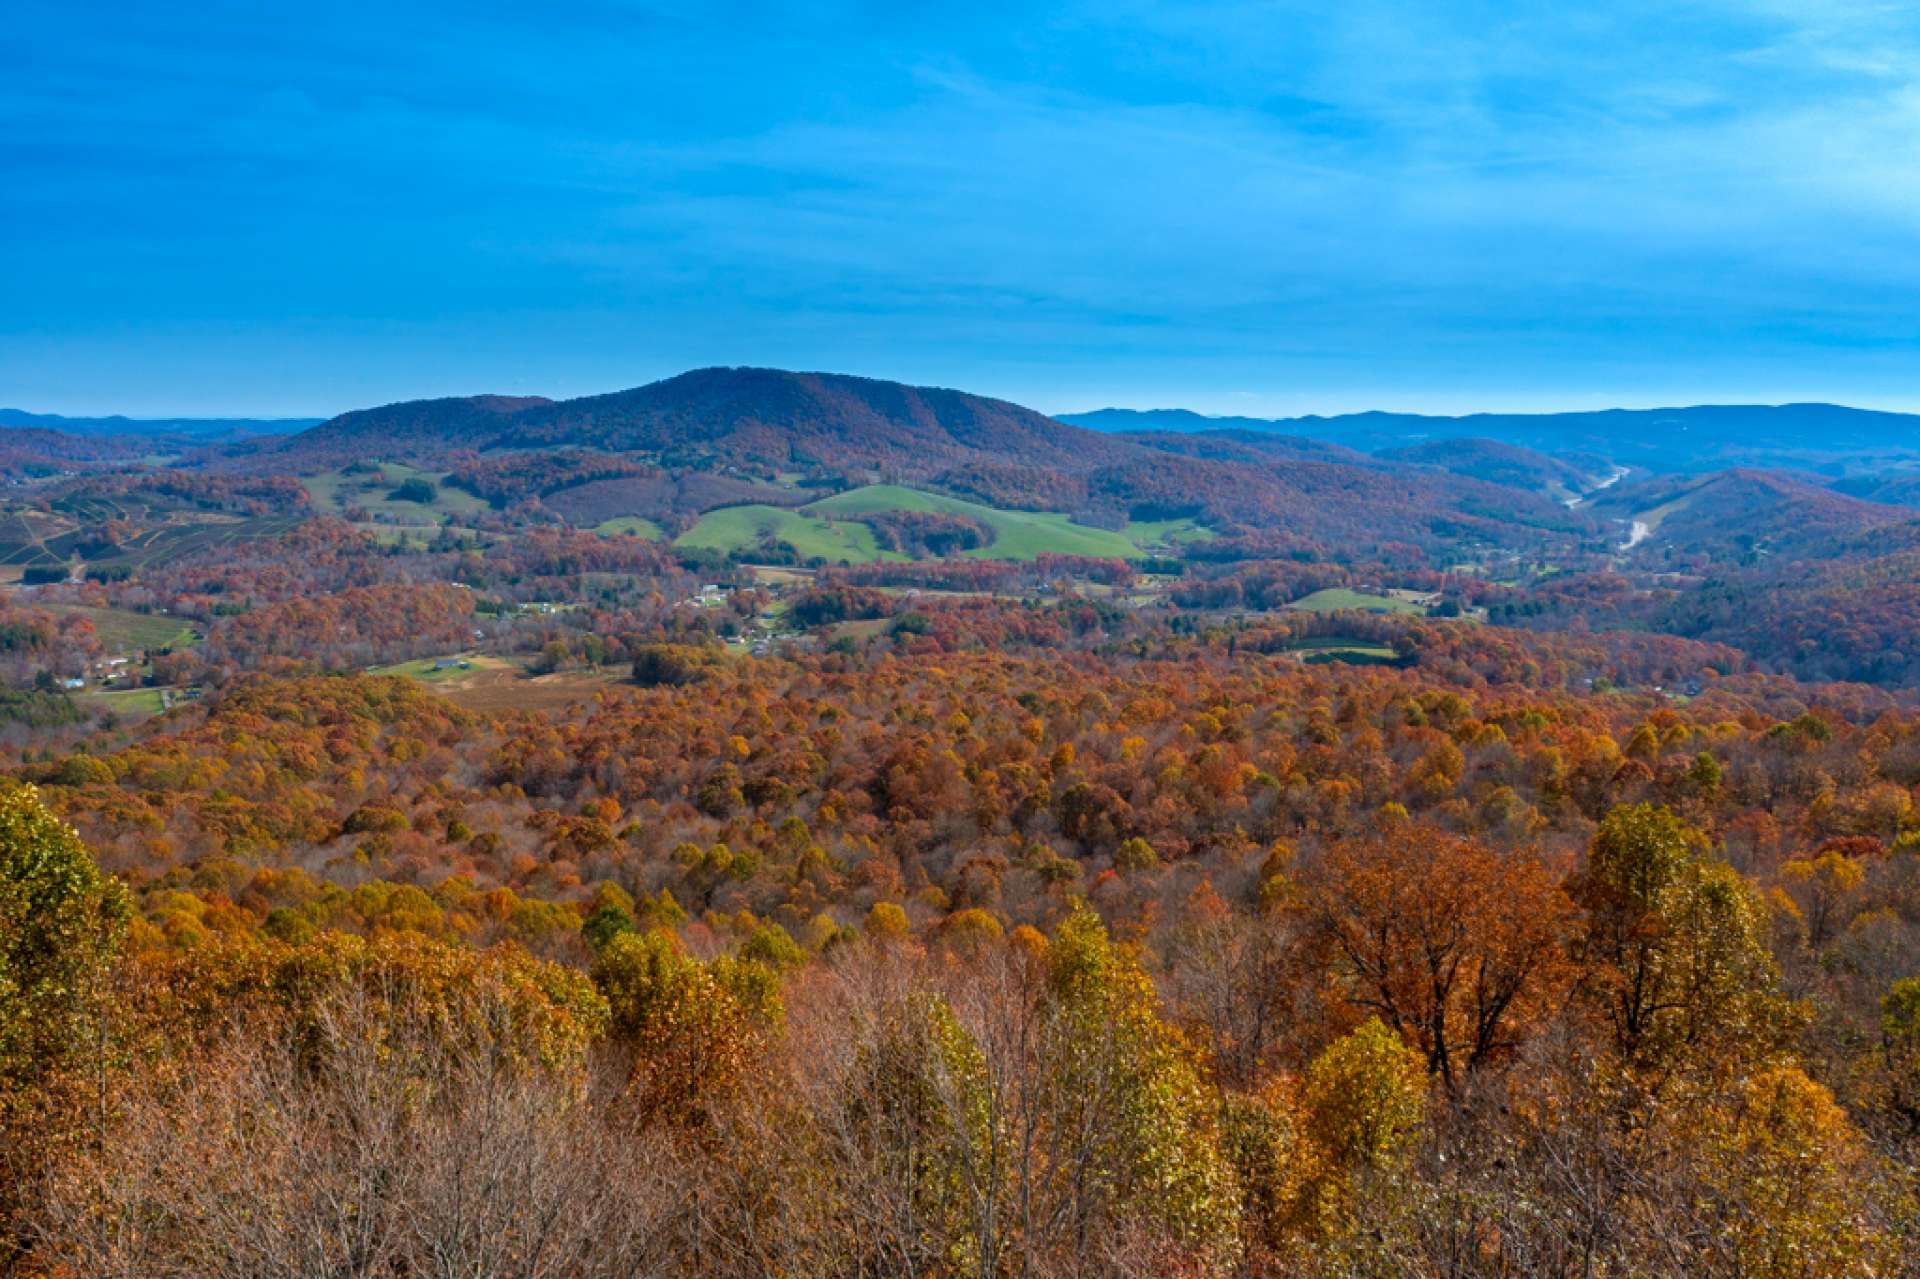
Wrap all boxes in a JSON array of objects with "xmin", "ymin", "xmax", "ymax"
[
  {"xmin": 426, "ymin": 661, "xmax": 628, "ymax": 713},
  {"xmin": 828, "ymin": 617, "xmax": 894, "ymax": 641},
  {"xmin": 749, "ymin": 565, "xmax": 814, "ymax": 586}
]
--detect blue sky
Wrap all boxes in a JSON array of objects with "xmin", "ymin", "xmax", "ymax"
[{"xmin": 7, "ymin": 1, "xmax": 1920, "ymax": 417}]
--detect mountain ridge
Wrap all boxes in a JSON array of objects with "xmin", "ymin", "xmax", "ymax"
[
  {"xmin": 278, "ymin": 367, "xmax": 1140, "ymax": 475},
  {"xmin": 1058, "ymin": 402, "xmax": 1920, "ymax": 472},
  {"xmin": 0, "ymin": 408, "xmax": 322, "ymax": 441},
  {"xmin": 257, "ymin": 366, "xmax": 1601, "ymax": 554}
]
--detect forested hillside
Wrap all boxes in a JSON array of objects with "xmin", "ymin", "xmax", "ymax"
[{"xmin": 3, "ymin": 585, "xmax": 1919, "ymax": 1277}]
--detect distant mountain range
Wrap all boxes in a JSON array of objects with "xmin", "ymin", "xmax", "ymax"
[
  {"xmin": 21, "ymin": 372, "xmax": 1920, "ymax": 554},
  {"xmin": 18, "ymin": 391, "xmax": 1920, "ymax": 475},
  {"xmin": 0, "ymin": 408, "xmax": 320, "ymax": 442},
  {"xmin": 303, "ymin": 373, "xmax": 1920, "ymax": 479},
  {"xmin": 1059, "ymin": 403, "xmax": 1920, "ymax": 473}
]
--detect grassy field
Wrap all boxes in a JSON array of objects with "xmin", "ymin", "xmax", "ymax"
[
  {"xmin": 806, "ymin": 485, "xmax": 1144, "ymax": 561},
  {"xmin": 1119, "ymin": 516, "xmax": 1214, "ymax": 548},
  {"xmin": 1285, "ymin": 588, "xmax": 1426, "ymax": 615},
  {"xmin": 594, "ymin": 516, "xmax": 666, "ymax": 539},
  {"xmin": 78, "ymin": 687, "xmax": 172, "ymax": 720},
  {"xmin": 1287, "ymin": 637, "xmax": 1403, "ymax": 665},
  {"xmin": 675, "ymin": 504, "xmax": 899, "ymax": 563},
  {"xmin": 676, "ymin": 485, "xmax": 1212, "ymax": 565},
  {"xmin": 304, "ymin": 463, "xmax": 490, "ymax": 522},
  {"xmin": 54, "ymin": 605, "xmax": 199, "ymax": 653}
]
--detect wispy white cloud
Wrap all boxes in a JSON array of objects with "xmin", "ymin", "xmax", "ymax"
[{"xmin": 5, "ymin": 0, "xmax": 1920, "ymax": 413}]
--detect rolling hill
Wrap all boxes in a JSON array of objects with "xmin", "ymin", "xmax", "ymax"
[
  {"xmin": 1075, "ymin": 449, "xmax": 1591, "ymax": 549},
  {"xmin": 1828, "ymin": 471, "xmax": 1920, "ymax": 508},
  {"xmin": 1374, "ymin": 438, "xmax": 1616, "ymax": 503},
  {"xmin": 284, "ymin": 394, "xmax": 553, "ymax": 463},
  {"xmin": 1594, "ymin": 468, "xmax": 1909, "ymax": 558},
  {"xmin": 0, "ymin": 426, "xmax": 154, "ymax": 478},
  {"xmin": 803, "ymin": 484, "xmax": 1156, "ymax": 560},
  {"xmin": 278, "ymin": 368, "xmax": 1138, "ymax": 476},
  {"xmin": 500, "ymin": 368, "xmax": 1138, "ymax": 473},
  {"xmin": 672, "ymin": 483, "xmax": 1176, "ymax": 564}
]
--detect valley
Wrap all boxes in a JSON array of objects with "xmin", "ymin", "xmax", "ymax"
[
  {"xmin": 5, "ymin": 367, "xmax": 1920, "ymax": 1279},
  {"xmin": 9, "ymin": 367, "xmax": 1920, "ymax": 695}
]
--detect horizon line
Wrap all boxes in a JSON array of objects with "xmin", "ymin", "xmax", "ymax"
[{"xmin": 9, "ymin": 378, "xmax": 1920, "ymax": 426}]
